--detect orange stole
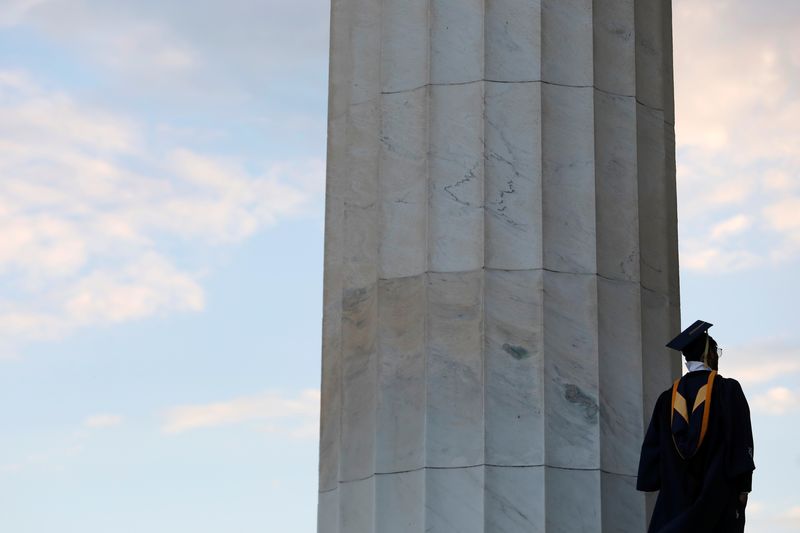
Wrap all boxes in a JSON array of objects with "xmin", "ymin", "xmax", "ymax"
[{"xmin": 670, "ymin": 370, "xmax": 717, "ymax": 459}]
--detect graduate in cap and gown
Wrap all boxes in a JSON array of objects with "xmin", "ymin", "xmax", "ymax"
[{"xmin": 637, "ymin": 320, "xmax": 756, "ymax": 533}]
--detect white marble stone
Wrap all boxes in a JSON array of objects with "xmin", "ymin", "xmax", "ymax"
[
  {"xmin": 321, "ymin": 21, "xmax": 355, "ymax": 485},
  {"xmin": 641, "ymin": 289, "xmax": 681, "ymax": 416},
  {"xmin": 426, "ymin": 271, "xmax": 484, "ymax": 467},
  {"xmin": 646, "ymin": 490, "xmax": 658, "ymax": 532},
  {"xmin": 426, "ymin": 466, "xmax": 484, "ymax": 533},
  {"xmin": 664, "ymin": 123, "xmax": 680, "ymax": 304},
  {"xmin": 485, "ymin": 269, "xmax": 545, "ymax": 466},
  {"xmin": 430, "ymin": 0, "xmax": 484, "ymax": 85},
  {"xmin": 429, "ymin": 82, "xmax": 485, "ymax": 272},
  {"xmin": 601, "ymin": 472, "xmax": 647, "ymax": 533},
  {"xmin": 376, "ymin": 470, "xmax": 425, "ymax": 533},
  {"xmin": 594, "ymin": 90, "xmax": 640, "ymax": 282},
  {"xmin": 317, "ymin": 488, "xmax": 339, "ymax": 533},
  {"xmin": 340, "ymin": 478, "xmax": 375, "ymax": 533},
  {"xmin": 545, "ymin": 467, "xmax": 601, "ymax": 533},
  {"xmin": 541, "ymin": 0, "xmax": 593, "ymax": 86},
  {"xmin": 663, "ymin": 23, "xmax": 676, "ymax": 125},
  {"xmin": 636, "ymin": 104, "xmax": 669, "ymax": 295},
  {"xmin": 485, "ymin": 0, "xmax": 542, "ymax": 82},
  {"xmin": 343, "ymin": 100, "xmax": 380, "ymax": 212},
  {"xmin": 380, "ymin": 0, "xmax": 428, "ymax": 93},
  {"xmin": 484, "ymin": 81, "xmax": 544, "ymax": 270},
  {"xmin": 542, "ymin": 84, "xmax": 597, "ymax": 274},
  {"xmin": 376, "ymin": 276, "xmax": 426, "ymax": 473},
  {"xmin": 318, "ymin": 285, "xmax": 342, "ymax": 491},
  {"xmin": 327, "ymin": 0, "xmax": 352, "ymax": 121},
  {"xmin": 598, "ymin": 277, "xmax": 644, "ymax": 476},
  {"xmin": 339, "ymin": 283, "xmax": 377, "ymax": 482},
  {"xmin": 338, "ymin": 60, "xmax": 380, "ymax": 482},
  {"xmin": 319, "ymin": 105, "xmax": 346, "ymax": 496},
  {"xmin": 347, "ymin": 0, "xmax": 380, "ymax": 106},
  {"xmin": 592, "ymin": 0, "xmax": 636, "ymax": 96},
  {"xmin": 379, "ymin": 88, "xmax": 428, "ymax": 279},
  {"xmin": 485, "ymin": 466, "xmax": 545, "ymax": 532},
  {"xmin": 543, "ymin": 270, "xmax": 600, "ymax": 469},
  {"xmin": 634, "ymin": 0, "xmax": 667, "ymax": 112}
]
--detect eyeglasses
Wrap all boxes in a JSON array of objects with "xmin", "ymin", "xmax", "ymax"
[{"xmin": 717, "ymin": 347, "xmax": 723, "ymax": 358}]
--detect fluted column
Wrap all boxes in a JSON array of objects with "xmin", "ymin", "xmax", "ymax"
[{"xmin": 318, "ymin": 0, "xmax": 680, "ymax": 531}]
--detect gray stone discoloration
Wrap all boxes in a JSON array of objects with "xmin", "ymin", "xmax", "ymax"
[
  {"xmin": 502, "ymin": 343, "xmax": 531, "ymax": 360},
  {"xmin": 564, "ymin": 384, "xmax": 599, "ymax": 423}
]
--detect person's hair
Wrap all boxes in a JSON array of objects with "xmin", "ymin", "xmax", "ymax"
[{"xmin": 682, "ymin": 335, "xmax": 717, "ymax": 361}]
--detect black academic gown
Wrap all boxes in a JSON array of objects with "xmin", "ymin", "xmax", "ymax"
[{"xmin": 637, "ymin": 371, "xmax": 755, "ymax": 533}]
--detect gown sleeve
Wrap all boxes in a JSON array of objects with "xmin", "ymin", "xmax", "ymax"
[
  {"xmin": 637, "ymin": 393, "xmax": 665, "ymax": 492},
  {"xmin": 724, "ymin": 379, "xmax": 756, "ymax": 492}
]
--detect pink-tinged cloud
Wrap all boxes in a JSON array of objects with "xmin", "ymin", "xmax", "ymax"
[
  {"xmin": 673, "ymin": 0, "xmax": 800, "ymax": 272},
  {"xmin": 161, "ymin": 389, "xmax": 320, "ymax": 439},
  {"xmin": 752, "ymin": 387, "xmax": 800, "ymax": 415},
  {"xmin": 0, "ymin": 71, "xmax": 323, "ymax": 354}
]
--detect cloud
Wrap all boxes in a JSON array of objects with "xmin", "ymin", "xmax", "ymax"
[
  {"xmin": 752, "ymin": 387, "xmax": 800, "ymax": 415},
  {"xmin": 2, "ymin": 0, "xmax": 330, "ymax": 107},
  {"xmin": 782, "ymin": 506, "xmax": 800, "ymax": 525},
  {"xmin": 678, "ymin": 246, "xmax": 761, "ymax": 273},
  {"xmin": 710, "ymin": 215, "xmax": 753, "ymax": 241},
  {"xmin": 747, "ymin": 500, "xmax": 765, "ymax": 516},
  {"xmin": 764, "ymin": 198, "xmax": 800, "ymax": 247},
  {"xmin": 0, "ymin": 0, "xmax": 48, "ymax": 28},
  {"xmin": 5, "ymin": 0, "xmax": 199, "ymax": 78},
  {"xmin": 0, "ymin": 71, "xmax": 322, "ymax": 354},
  {"xmin": 83, "ymin": 414, "xmax": 123, "ymax": 428},
  {"xmin": 727, "ymin": 359, "xmax": 800, "ymax": 387},
  {"xmin": 161, "ymin": 389, "xmax": 320, "ymax": 439},
  {"xmin": 746, "ymin": 502, "xmax": 800, "ymax": 533},
  {"xmin": 674, "ymin": 0, "xmax": 800, "ymax": 272},
  {"xmin": 722, "ymin": 341, "xmax": 800, "ymax": 386}
]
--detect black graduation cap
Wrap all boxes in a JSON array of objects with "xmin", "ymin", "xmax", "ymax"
[{"xmin": 666, "ymin": 320, "xmax": 713, "ymax": 351}]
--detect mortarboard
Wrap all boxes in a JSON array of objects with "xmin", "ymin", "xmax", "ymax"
[{"xmin": 666, "ymin": 320, "xmax": 713, "ymax": 351}]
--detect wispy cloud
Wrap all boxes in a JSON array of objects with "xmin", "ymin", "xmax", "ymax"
[
  {"xmin": 674, "ymin": 0, "xmax": 800, "ymax": 272},
  {"xmin": 2, "ymin": 0, "xmax": 330, "ymax": 104},
  {"xmin": 783, "ymin": 506, "xmax": 800, "ymax": 521},
  {"xmin": 4, "ymin": 0, "xmax": 199, "ymax": 79},
  {"xmin": 0, "ymin": 0, "xmax": 48, "ymax": 28},
  {"xmin": 746, "ymin": 502, "xmax": 800, "ymax": 533},
  {"xmin": 728, "ymin": 359, "xmax": 800, "ymax": 387},
  {"xmin": 723, "ymin": 341, "xmax": 800, "ymax": 386},
  {"xmin": 161, "ymin": 389, "xmax": 320, "ymax": 439},
  {"xmin": 752, "ymin": 387, "xmax": 800, "ymax": 415},
  {"xmin": 0, "ymin": 71, "xmax": 322, "ymax": 356}
]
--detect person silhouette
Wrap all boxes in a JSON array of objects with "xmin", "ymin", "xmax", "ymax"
[{"xmin": 637, "ymin": 320, "xmax": 755, "ymax": 533}]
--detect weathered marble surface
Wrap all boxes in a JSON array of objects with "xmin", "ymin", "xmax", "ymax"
[
  {"xmin": 484, "ymin": 269, "xmax": 544, "ymax": 466},
  {"xmin": 319, "ymin": 0, "xmax": 679, "ymax": 530},
  {"xmin": 485, "ymin": 466, "xmax": 545, "ymax": 532},
  {"xmin": 376, "ymin": 470, "xmax": 425, "ymax": 532},
  {"xmin": 484, "ymin": 81, "xmax": 543, "ymax": 270}
]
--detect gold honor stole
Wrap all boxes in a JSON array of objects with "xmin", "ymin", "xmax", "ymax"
[{"xmin": 670, "ymin": 370, "xmax": 717, "ymax": 459}]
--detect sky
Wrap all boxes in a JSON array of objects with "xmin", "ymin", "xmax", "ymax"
[{"xmin": 0, "ymin": 0, "xmax": 798, "ymax": 532}]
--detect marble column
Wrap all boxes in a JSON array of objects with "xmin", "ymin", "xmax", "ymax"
[{"xmin": 317, "ymin": 0, "xmax": 681, "ymax": 531}]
